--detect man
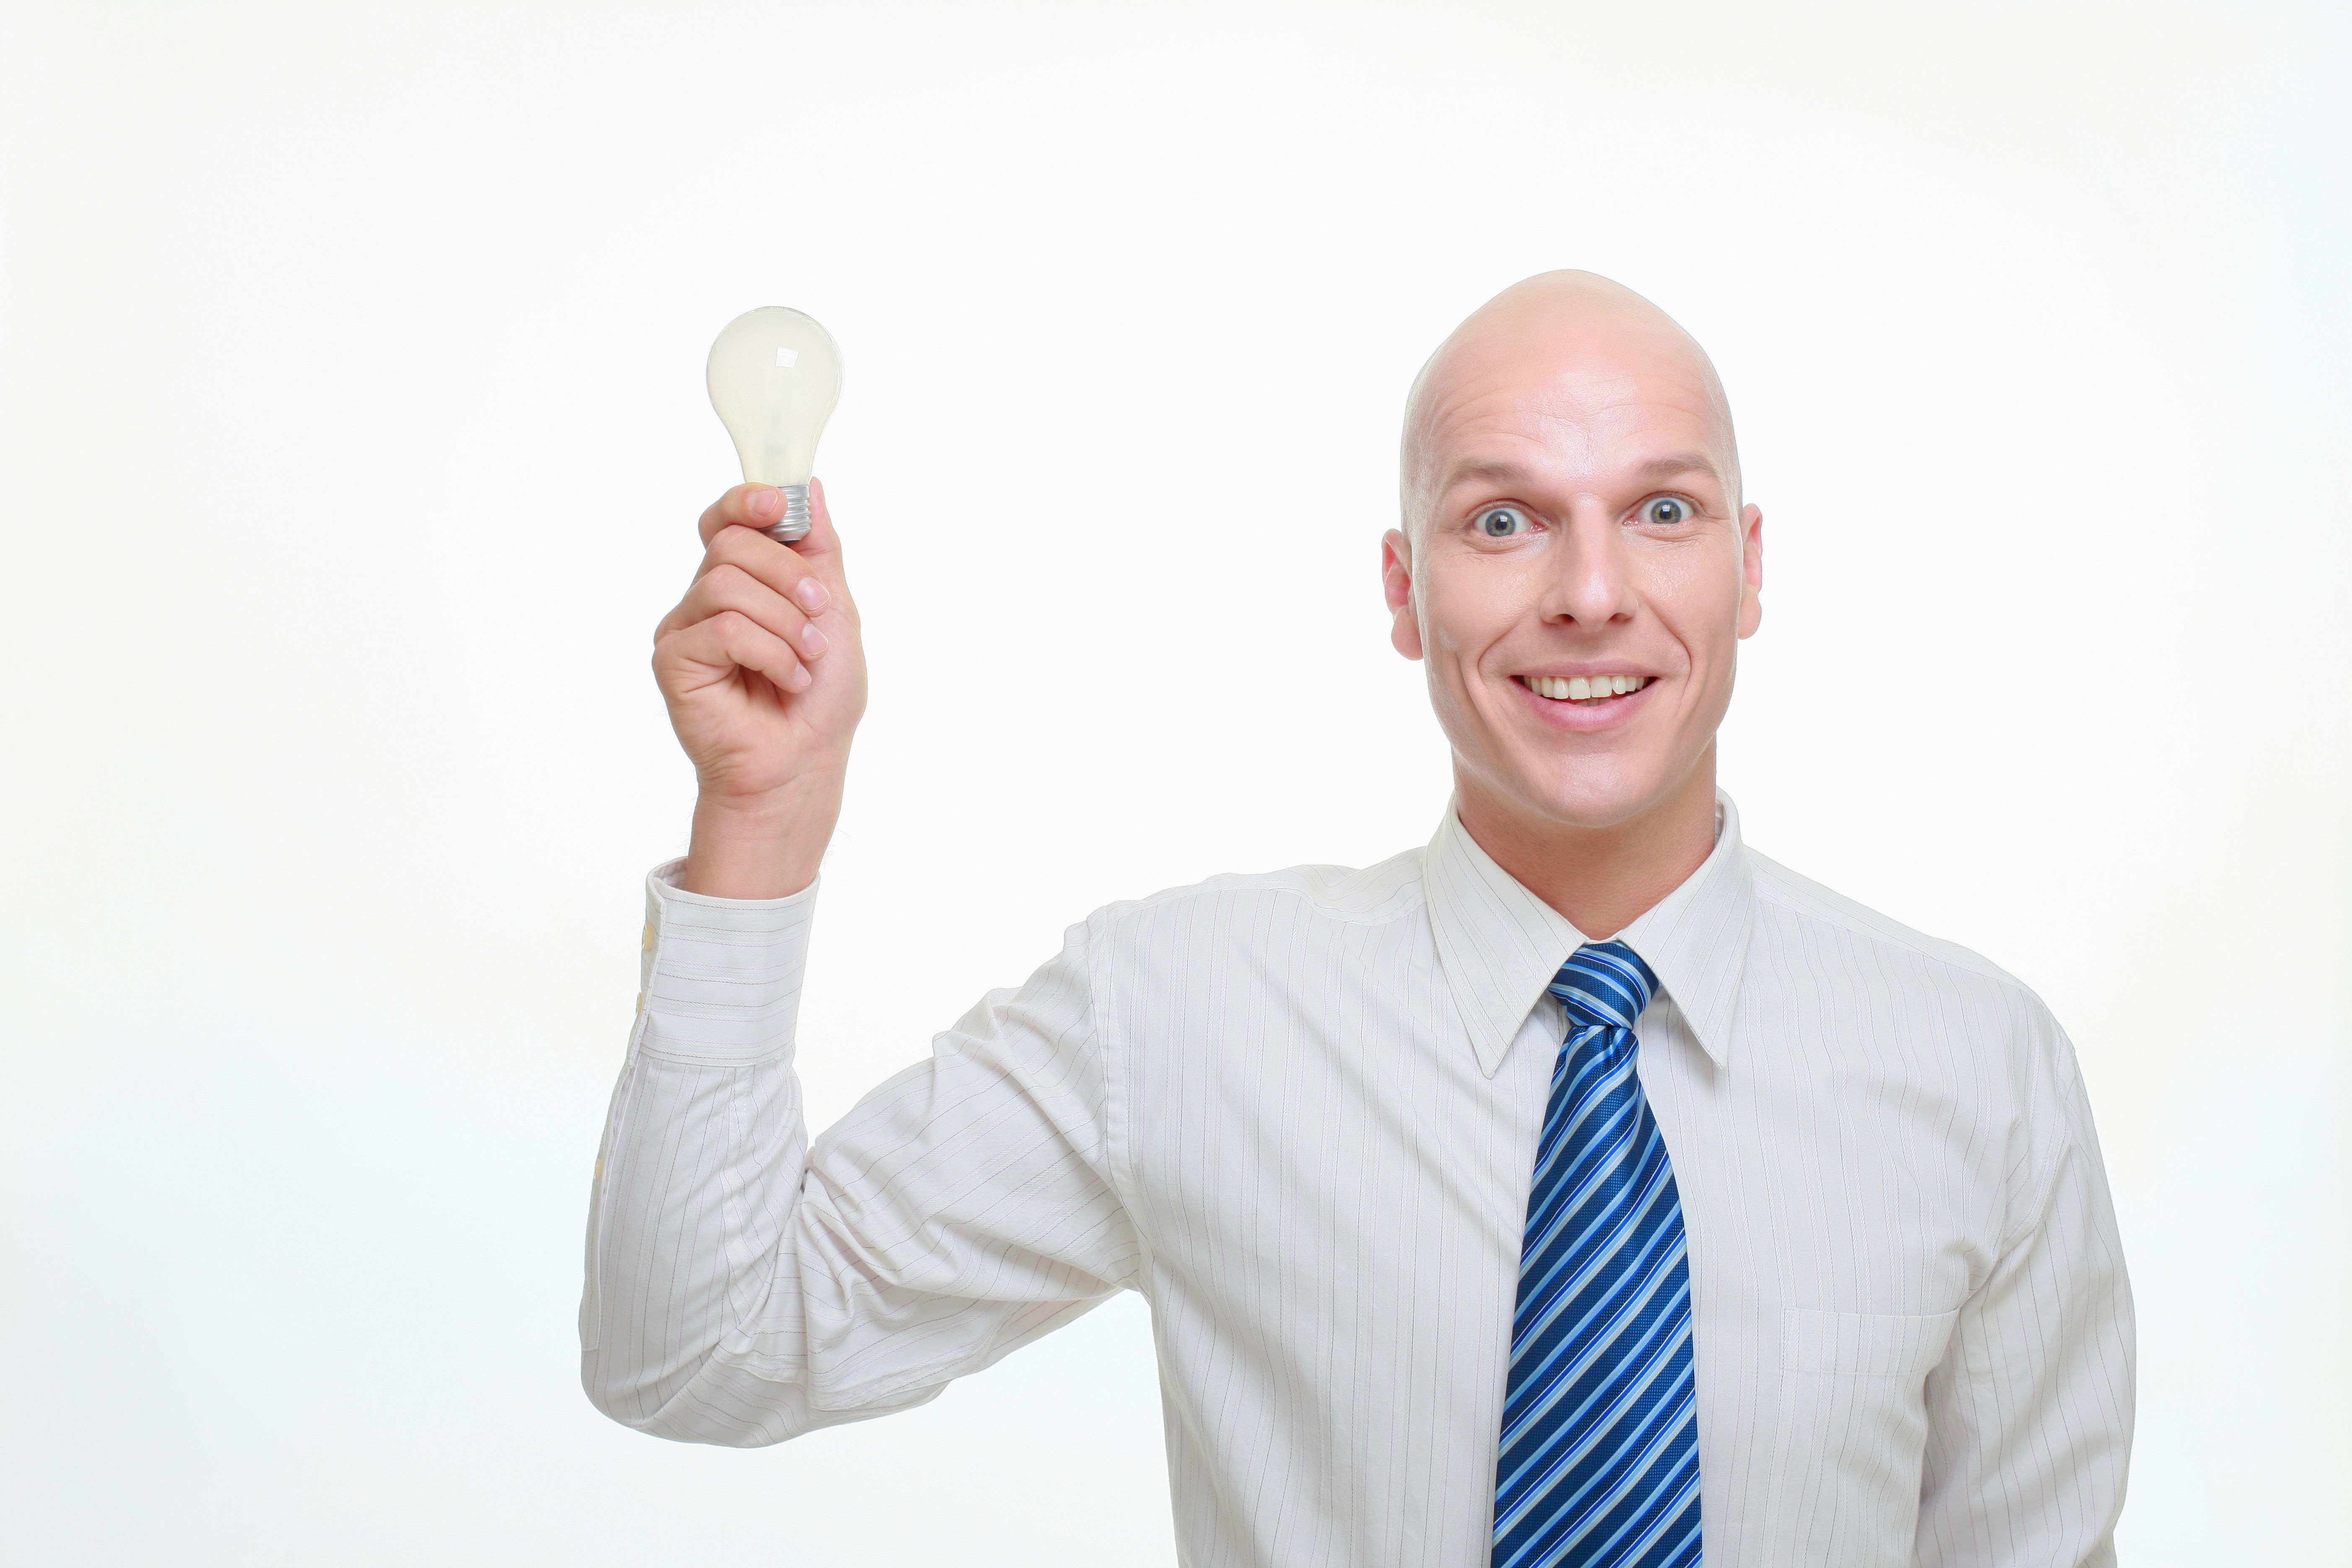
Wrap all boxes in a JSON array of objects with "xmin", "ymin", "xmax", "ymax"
[{"xmin": 582, "ymin": 271, "xmax": 2134, "ymax": 1568}]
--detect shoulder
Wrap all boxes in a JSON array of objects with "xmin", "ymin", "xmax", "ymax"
[
  {"xmin": 1081, "ymin": 847, "xmax": 1428, "ymax": 941},
  {"xmin": 1741, "ymin": 846, "xmax": 2086, "ymax": 1088},
  {"xmin": 1061, "ymin": 850, "xmax": 1431, "ymax": 1003},
  {"xmin": 1746, "ymin": 847, "xmax": 2046, "ymax": 1007},
  {"xmin": 1058, "ymin": 848, "xmax": 1438, "ymax": 1058},
  {"xmin": 1741, "ymin": 845, "xmax": 2090, "ymax": 1120},
  {"xmin": 1747, "ymin": 844, "xmax": 2092, "ymax": 1091}
]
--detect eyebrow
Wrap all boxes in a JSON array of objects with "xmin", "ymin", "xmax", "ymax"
[{"xmin": 1440, "ymin": 452, "xmax": 1725, "ymax": 493}]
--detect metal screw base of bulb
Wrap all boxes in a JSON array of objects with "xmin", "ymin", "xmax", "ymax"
[{"xmin": 763, "ymin": 484, "xmax": 812, "ymax": 544}]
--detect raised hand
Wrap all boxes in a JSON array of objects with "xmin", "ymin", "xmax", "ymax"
[{"xmin": 652, "ymin": 478, "xmax": 867, "ymax": 897}]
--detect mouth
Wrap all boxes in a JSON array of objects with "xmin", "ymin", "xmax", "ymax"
[
  {"xmin": 1508, "ymin": 672, "xmax": 1658, "ymax": 732},
  {"xmin": 1514, "ymin": 673, "xmax": 1654, "ymax": 705}
]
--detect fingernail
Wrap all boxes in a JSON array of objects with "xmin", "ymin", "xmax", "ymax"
[
  {"xmin": 750, "ymin": 488, "xmax": 778, "ymax": 517},
  {"xmin": 794, "ymin": 578, "xmax": 828, "ymax": 612},
  {"xmin": 800, "ymin": 623, "xmax": 827, "ymax": 655},
  {"xmin": 789, "ymin": 665, "xmax": 813, "ymax": 691}
]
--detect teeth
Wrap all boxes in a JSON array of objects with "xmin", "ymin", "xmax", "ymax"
[{"xmin": 1525, "ymin": 675, "xmax": 1651, "ymax": 703}]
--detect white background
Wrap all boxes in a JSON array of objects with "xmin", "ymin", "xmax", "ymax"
[{"xmin": 2, "ymin": 2, "xmax": 2344, "ymax": 1562}]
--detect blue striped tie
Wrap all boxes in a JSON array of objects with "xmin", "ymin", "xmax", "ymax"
[{"xmin": 1491, "ymin": 942, "xmax": 1702, "ymax": 1568}]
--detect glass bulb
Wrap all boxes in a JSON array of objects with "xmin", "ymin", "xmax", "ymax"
[{"xmin": 706, "ymin": 306, "xmax": 842, "ymax": 543}]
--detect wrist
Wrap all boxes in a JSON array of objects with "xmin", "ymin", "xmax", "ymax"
[{"xmin": 680, "ymin": 768, "xmax": 846, "ymax": 899}]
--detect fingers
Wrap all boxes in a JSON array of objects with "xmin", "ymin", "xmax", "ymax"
[
  {"xmin": 655, "ymin": 608, "xmax": 813, "ymax": 695},
  {"xmin": 695, "ymin": 479, "xmax": 851, "ymax": 605},
  {"xmin": 794, "ymin": 476, "xmax": 843, "ymax": 563},
  {"xmin": 697, "ymin": 483, "xmax": 789, "ymax": 548},
  {"xmin": 660, "ymin": 487, "xmax": 845, "ymax": 698},
  {"xmin": 657, "ymin": 558, "xmax": 829, "ymax": 657},
  {"xmin": 685, "ymin": 522, "xmax": 833, "ymax": 620},
  {"xmin": 694, "ymin": 480, "xmax": 844, "ymax": 561}
]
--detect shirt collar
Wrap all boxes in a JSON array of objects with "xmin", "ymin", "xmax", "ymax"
[{"xmin": 1421, "ymin": 788, "xmax": 1755, "ymax": 1077}]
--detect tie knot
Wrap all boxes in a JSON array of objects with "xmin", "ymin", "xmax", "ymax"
[{"xmin": 1547, "ymin": 941, "xmax": 1658, "ymax": 1031}]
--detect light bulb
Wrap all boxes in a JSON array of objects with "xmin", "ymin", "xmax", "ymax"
[{"xmin": 706, "ymin": 306, "xmax": 842, "ymax": 543}]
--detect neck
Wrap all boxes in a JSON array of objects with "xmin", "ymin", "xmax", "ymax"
[{"xmin": 1453, "ymin": 747, "xmax": 1720, "ymax": 940}]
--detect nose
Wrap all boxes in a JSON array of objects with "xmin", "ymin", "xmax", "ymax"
[{"xmin": 1536, "ymin": 503, "xmax": 1640, "ymax": 629}]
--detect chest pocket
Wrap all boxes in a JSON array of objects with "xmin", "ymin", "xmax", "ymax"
[{"xmin": 1759, "ymin": 1306, "xmax": 1959, "ymax": 1567}]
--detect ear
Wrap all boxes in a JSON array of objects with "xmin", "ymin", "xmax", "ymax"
[
  {"xmin": 1736, "ymin": 504, "xmax": 1764, "ymax": 639},
  {"xmin": 1382, "ymin": 528, "xmax": 1424, "ymax": 660}
]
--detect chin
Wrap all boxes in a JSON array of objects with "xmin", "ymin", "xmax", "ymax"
[{"xmin": 1493, "ymin": 758, "xmax": 1677, "ymax": 831}]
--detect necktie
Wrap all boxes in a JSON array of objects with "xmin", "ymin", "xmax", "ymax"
[{"xmin": 1491, "ymin": 942, "xmax": 1702, "ymax": 1568}]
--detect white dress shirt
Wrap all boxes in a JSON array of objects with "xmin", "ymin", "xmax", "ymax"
[{"xmin": 581, "ymin": 792, "xmax": 2133, "ymax": 1567}]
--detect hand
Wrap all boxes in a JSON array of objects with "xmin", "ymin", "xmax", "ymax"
[{"xmin": 652, "ymin": 479, "xmax": 867, "ymax": 896}]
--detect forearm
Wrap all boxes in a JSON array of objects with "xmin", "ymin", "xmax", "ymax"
[
  {"xmin": 584, "ymin": 1056, "xmax": 797, "ymax": 1435},
  {"xmin": 580, "ymin": 868, "xmax": 826, "ymax": 1441}
]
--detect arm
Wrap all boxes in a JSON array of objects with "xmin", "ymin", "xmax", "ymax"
[
  {"xmin": 579, "ymin": 480, "xmax": 1138, "ymax": 1442},
  {"xmin": 1914, "ymin": 1009, "xmax": 2135, "ymax": 1567},
  {"xmin": 581, "ymin": 870, "xmax": 1137, "ymax": 1443}
]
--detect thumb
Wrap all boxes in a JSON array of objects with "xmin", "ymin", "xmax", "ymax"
[{"xmin": 791, "ymin": 475, "xmax": 845, "ymax": 578}]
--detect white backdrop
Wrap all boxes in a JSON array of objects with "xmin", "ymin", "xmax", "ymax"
[{"xmin": 3, "ymin": 3, "xmax": 2345, "ymax": 1563}]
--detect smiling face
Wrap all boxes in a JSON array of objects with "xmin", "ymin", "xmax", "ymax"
[{"xmin": 1384, "ymin": 272, "xmax": 1763, "ymax": 842}]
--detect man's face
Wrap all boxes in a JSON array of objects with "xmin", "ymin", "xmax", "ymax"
[{"xmin": 1384, "ymin": 320, "xmax": 1763, "ymax": 833}]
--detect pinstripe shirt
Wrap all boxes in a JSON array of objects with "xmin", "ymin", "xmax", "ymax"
[{"xmin": 581, "ymin": 791, "xmax": 2133, "ymax": 1566}]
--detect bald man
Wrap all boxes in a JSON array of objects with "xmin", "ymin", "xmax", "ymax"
[{"xmin": 582, "ymin": 273, "xmax": 2134, "ymax": 1568}]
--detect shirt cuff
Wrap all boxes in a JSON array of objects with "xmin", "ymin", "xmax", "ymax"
[{"xmin": 632, "ymin": 858, "xmax": 819, "ymax": 1067}]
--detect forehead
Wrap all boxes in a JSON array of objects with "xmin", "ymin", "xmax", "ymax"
[{"xmin": 1419, "ymin": 350, "xmax": 1732, "ymax": 498}]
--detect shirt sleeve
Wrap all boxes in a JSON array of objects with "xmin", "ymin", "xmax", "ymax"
[
  {"xmin": 579, "ymin": 861, "xmax": 1142, "ymax": 1446},
  {"xmin": 1914, "ymin": 1003, "xmax": 2136, "ymax": 1567}
]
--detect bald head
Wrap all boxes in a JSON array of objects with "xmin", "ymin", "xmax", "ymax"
[{"xmin": 1399, "ymin": 271, "xmax": 1739, "ymax": 539}]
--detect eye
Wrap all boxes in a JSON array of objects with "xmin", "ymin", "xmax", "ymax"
[
  {"xmin": 1474, "ymin": 505, "xmax": 1531, "ymax": 538},
  {"xmin": 1637, "ymin": 495, "xmax": 1695, "ymax": 526}
]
